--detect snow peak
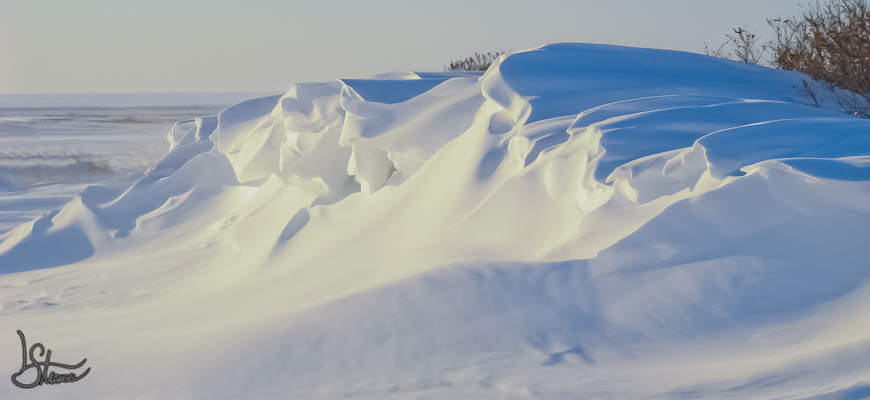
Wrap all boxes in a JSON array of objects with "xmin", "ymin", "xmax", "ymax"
[{"xmin": 10, "ymin": 330, "xmax": 90, "ymax": 389}]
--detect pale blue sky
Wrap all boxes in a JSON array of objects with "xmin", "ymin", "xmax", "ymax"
[{"xmin": 1, "ymin": 0, "xmax": 808, "ymax": 94}]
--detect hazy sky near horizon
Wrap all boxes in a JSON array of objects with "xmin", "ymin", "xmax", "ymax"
[{"xmin": 1, "ymin": 0, "xmax": 808, "ymax": 94}]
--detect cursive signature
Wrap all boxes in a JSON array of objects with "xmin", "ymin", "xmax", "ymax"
[{"xmin": 10, "ymin": 330, "xmax": 90, "ymax": 389}]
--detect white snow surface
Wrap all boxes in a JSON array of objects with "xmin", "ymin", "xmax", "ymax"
[{"xmin": 2, "ymin": 43, "xmax": 870, "ymax": 399}]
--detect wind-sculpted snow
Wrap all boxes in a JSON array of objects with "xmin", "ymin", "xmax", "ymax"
[{"xmin": 2, "ymin": 44, "xmax": 870, "ymax": 399}]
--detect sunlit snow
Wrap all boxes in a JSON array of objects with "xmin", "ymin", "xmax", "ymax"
[{"xmin": 1, "ymin": 44, "xmax": 869, "ymax": 399}]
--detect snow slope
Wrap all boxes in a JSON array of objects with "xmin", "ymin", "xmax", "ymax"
[{"xmin": 2, "ymin": 43, "xmax": 870, "ymax": 399}]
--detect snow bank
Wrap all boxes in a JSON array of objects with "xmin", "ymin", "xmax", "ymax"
[{"xmin": 2, "ymin": 43, "xmax": 869, "ymax": 399}]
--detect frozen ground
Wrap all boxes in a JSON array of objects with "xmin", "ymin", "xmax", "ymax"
[{"xmin": 1, "ymin": 44, "xmax": 869, "ymax": 399}]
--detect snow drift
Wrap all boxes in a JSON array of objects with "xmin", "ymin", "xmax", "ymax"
[{"xmin": 2, "ymin": 43, "xmax": 870, "ymax": 399}]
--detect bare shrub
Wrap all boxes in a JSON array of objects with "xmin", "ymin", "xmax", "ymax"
[
  {"xmin": 445, "ymin": 51, "xmax": 508, "ymax": 71},
  {"xmin": 767, "ymin": 0, "xmax": 870, "ymax": 116},
  {"xmin": 704, "ymin": 26, "xmax": 766, "ymax": 64},
  {"xmin": 731, "ymin": 27, "xmax": 766, "ymax": 64}
]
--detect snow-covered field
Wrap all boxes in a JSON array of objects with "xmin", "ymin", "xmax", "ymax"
[
  {"xmin": 0, "ymin": 92, "xmax": 267, "ymax": 235},
  {"xmin": 1, "ymin": 44, "xmax": 870, "ymax": 399}
]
